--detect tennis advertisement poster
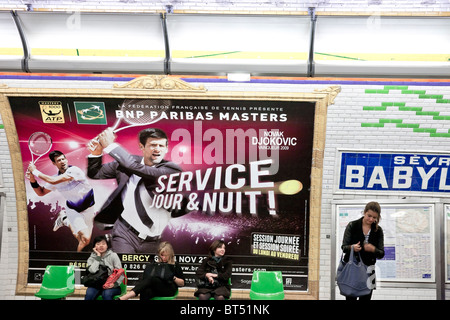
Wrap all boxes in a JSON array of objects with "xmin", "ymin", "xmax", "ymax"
[{"xmin": 9, "ymin": 96, "xmax": 314, "ymax": 291}]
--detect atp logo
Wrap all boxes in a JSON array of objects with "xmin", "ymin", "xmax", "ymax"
[
  {"xmin": 39, "ymin": 101, "xmax": 65, "ymax": 123},
  {"xmin": 74, "ymin": 101, "xmax": 107, "ymax": 125}
]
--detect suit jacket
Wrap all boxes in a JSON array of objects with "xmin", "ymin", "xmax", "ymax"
[{"xmin": 87, "ymin": 145, "xmax": 186, "ymax": 229}]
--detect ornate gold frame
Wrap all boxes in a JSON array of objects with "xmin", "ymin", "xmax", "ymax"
[{"xmin": 0, "ymin": 75, "xmax": 340, "ymax": 300}]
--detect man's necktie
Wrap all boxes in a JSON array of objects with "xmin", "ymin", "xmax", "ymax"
[{"xmin": 134, "ymin": 179, "xmax": 154, "ymax": 228}]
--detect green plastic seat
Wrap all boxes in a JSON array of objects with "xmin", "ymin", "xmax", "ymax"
[
  {"xmin": 249, "ymin": 271, "xmax": 284, "ymax": 300},
  {"xmin": 35, "ymin": 265, "xmax": 75, "ymax": 300},
  {"xmin": 150, "ymin": 288, "xmax": 178, "ymax": 300},
  {"xmin": 97, "ymin": 268, "xmax": 127, "ymax": 300}
]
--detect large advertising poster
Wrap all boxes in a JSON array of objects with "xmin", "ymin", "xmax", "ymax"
[{"xmin": 9, "ymin": 95, "xmax": 315, "ymax": 292}]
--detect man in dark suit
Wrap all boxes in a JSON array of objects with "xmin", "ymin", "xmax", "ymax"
[{"xmin": 87, "ymin": 127, "xmax": 187, "ymax": 253}]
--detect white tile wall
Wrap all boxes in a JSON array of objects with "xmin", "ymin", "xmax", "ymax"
[{"xmin": 0, "ymin": 77, "xmax": 450, "ymax": 300}]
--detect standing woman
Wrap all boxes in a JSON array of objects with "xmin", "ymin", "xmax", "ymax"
[
  {"xmin": 118, "ymin": 241, "xmax": 185, "ymax": 300},
  {"xmin": 85, "ymin": 235, "xmax": 123, "ymax": 300},
  {"xmin": 341, "ymin": 201, "xmax": 385, "ymax": 300},
  {"xmin": 195, "ymin": 240, "xmax": 233, "ymax": 300}
]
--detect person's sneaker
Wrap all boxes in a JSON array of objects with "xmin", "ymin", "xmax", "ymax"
[{"xmin": 53, "ymin": 213, "xmax": 68, "ymax": 231}]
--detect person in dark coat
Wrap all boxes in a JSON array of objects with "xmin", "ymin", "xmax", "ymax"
[
  {"xmin": 118, "ymin": 241, "xmax": 185, "ymax": 300},
  {"xmin": 341, "ymin": 201, "xmax": 385, "ymax": 300},
  {"xmin": 194, "ymin": 240, "xmax": 232, "ymax": 300}
]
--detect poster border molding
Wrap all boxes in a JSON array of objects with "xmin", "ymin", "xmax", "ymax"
[{"xmin": 0, "ymin": 75, "xmax": 340, "ymax": 300}]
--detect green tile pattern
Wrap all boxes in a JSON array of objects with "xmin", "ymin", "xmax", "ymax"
[{"xmin": 363, "ymin": 86, "xmax": 450, "ymax": 137}]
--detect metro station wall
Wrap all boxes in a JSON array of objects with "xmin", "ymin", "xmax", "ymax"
[{"xmin": 0, "ymin": 75, "xmax": 449, "ymax": 300}]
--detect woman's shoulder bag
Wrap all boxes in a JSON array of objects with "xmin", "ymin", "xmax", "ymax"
[
  {"xmin": 336, "ymin": 246, "xmax": 371, "ymax": 297},
  {"xmin": 82, "ymin": 265, "xmax": 110, "ymax": 289}
]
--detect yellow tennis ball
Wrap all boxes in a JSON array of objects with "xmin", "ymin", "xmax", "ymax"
[{"xmin": 279, "ymin": 180, "xmax": 303, "ymax": 195}]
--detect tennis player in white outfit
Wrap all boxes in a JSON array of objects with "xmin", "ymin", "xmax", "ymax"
[{"xmin": 27, "ymin": 150, "xmax": 96, "ymax": 252}]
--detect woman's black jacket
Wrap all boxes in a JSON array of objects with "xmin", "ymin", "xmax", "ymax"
[{"xmin": 341, "ymin": 217, "xmax": 385, "ymax": 266}]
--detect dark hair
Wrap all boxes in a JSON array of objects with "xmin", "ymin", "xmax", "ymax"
[
  {"xmin": 93, "ymin": 235, "xmax": 109, "ymax": 248},
  {"xmin": 364, "ymin": 201, "xmax": 381, "ymax": 230},
  {"xmin": 49, "ymin": 150, "xmax": 65, "ymax": 162},
  {"xmin": 209, "ymin": 240, "xmax": 225, "ymax": 257},
  {"xmin": 139, "ymin": 128, "xmax": 168, "ymax": 146}
]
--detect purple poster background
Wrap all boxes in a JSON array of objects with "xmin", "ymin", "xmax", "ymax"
[{"xmin": 9, "ymin": 96, "xmax": 314, "ymax": 291}]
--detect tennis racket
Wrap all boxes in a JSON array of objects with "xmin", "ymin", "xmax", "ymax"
[
  {"xmin": 111, "ymin": 99, "xmax": 167, "ymax": 132},
  {"xmin": 89, "ymin": 99, "xmax": 166, "ymax": 150},
  {"xmin": 28, "ymin": 131, "xmax": 53, "ymax": 164}
]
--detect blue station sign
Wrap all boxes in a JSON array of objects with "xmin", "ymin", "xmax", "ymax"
[{"xmin": 339, "ymin": 151, "xmax": 450, "ymax": 193}]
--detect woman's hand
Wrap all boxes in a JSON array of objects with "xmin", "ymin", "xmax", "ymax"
[
  {"xmin": 173, "ymin": 276, "xmax": 185, "ymax": 287},
  {"xmin": 205, "ymin": 273, "xmax": 217, "ymax": 284},
  {"xmin": 352, "ymin": 241, "xmax": 362, "ymax": 252},
  {"xmin": 352, "ymin": 241, "xmax": 376, "ymax": 253},
  {"xmin": 364, "ymin": 242, "xmax": 376, "ymax": 253},
  {"xmin": 93, "ymin": 247, "xmax": 101, "ymax": 256}
]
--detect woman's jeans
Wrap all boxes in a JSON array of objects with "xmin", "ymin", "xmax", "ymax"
[{"xmin": 85, "ymin": 286, "xmax": 122, "ymax": 300}]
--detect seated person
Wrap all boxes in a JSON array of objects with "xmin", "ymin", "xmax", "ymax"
[
  {"xmin": 118, "ymin": 241, "xmax": 184, "ymax": 300},
  {"xmin": 194, "ymin": 240, "xmax": 232, "ymax": 300}
]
